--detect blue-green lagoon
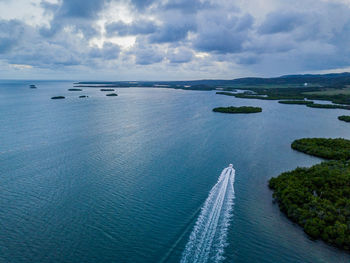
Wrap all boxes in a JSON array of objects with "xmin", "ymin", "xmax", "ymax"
[{"xmin": 1, "ymin": 80, "xmax": 350, "ymax": 263}]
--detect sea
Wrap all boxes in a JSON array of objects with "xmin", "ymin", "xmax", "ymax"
[{"xmin": 0, "ymin": 80, "xmax": 349, "ymax": 263}]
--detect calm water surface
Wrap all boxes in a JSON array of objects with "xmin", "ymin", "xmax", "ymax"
[{"xmin": 0, "ymin": 80, "xmax": 349, "ymax": 263}]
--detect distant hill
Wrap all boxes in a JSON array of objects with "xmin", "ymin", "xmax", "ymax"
[{"xmin": 229, "ymin": 72, "xmax": 350, "ymax": 86}]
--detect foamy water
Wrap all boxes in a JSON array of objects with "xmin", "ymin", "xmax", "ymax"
[{"xmin": 181, "ymin": 167, "xmax": 235, "ymax": 263}]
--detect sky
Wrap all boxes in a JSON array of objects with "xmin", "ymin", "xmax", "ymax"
[{"xmin": 1, "ymin": 0, "xmax": 350, "ymax": 80}]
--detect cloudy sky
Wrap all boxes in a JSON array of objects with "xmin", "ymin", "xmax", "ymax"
[{"xmin": 1, "ymin": 0, "xmax": 350, "ymax": 80}]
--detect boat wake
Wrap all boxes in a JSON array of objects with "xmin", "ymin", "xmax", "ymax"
[{"xmin": 180, "ymin": 166, "xmax": 235, "ymax": 263}]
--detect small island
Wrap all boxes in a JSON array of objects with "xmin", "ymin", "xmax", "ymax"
[
  {"xmin": 106, "ymin": 93, "xmax": 118, "ymax": 96},
  {"xmin": 51, "ymin": 96, "xmax": 65, "ymax": 100},
  {"xmin": 307, "ymin": 103, "xmax": 350, "ymax": 110},
  {"xmin": 291, "ymin": 138, "xmax": 350, "ymax": 160},
  {"xmin": 212, "ymin": 106, "xmax": 262, "ymax": 114},
  {"xmin": 68, "ymin": 88, "xmax": 82, "ymax": 91},
  {"xmin": 278, "ymin": 100, "xmax": 314, "ymax": 105},
  {"xmin": 338, "ymin": 115, "xmax": 350, "ymax": 122},
  {"xmin": 269, "ymin": 137, "xmax": 350, "ymax": 251},
  {"xmin": 101, "ymin": 88, "xmax": 115, "ymax": 91},
  {"xmin": 269, "ymin": 160, "xmax": 350, "ymax": 251}
]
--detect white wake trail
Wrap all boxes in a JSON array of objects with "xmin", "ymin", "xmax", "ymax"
[{"xmin": 180, "ymin": 166, "xmax": 235, "ymax": 263}]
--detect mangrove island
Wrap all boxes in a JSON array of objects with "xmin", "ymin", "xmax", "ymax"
[
  {"xmin": 278, "ymin": 100, "xmax": 314, "ymax": 105},
  {"xmin": 307, "ymin": 104, "xmax": 350, "ymax": 110},
  {"xmin": 338, "ymin": 115, "xmax": 350, "ymax": 122},
  {"xmin": 269, "ymin": 160, "xmax": 350, "ymax": 250},
  {"xmin": 291, "ymin": 138, "xmax": 350, "ymax": 160},
  {"xmin": 269, "ymin": 137, "xmax": 350, "ymax": 251},
  {"xmin": 101, "ymin": 88, "xmax": 115, "ymax": 91},
  {"xmin": 68, "ymin": 88, "xmax": 82, "ymax": 91},
  {"xmin": 213, "ymin": 106, "xmax": 262, "ymax": 114}
]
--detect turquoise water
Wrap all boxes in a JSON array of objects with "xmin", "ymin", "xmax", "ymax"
[{"xmin": 1, "ymin": 80, "xmax": 350, "ymax": 263}]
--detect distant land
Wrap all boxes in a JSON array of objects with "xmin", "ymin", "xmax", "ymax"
[
  {"xmin": 74, "ymin": 72, "xmax": 350, "ymax": 90},
  {"xmin": 74, "ymin": 72, "xmax": 350, "ymax": 105}
]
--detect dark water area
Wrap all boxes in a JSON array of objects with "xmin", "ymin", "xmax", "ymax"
[{"xmin": 0, "ymin": 80, "xmax": 349, "ymax": 263}]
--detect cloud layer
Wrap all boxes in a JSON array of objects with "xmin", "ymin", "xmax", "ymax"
[{"xmin": 1, "ymin": 0, "xmax": 350, "ymax": 80}]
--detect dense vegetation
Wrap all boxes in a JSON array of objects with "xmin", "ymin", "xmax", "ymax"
[
  {"xmin": 278, "ymin": 100, "xmax": 314, "ymax": 105},
  {"xmin": 217, "ymin": 84, "xmax": 350, "ymax": 105},
  {"xmin": 270, "ymin": 137, "xmax": 350, "ymax": 250},
  {"xmin": 269, "ymin": 160, "xmax": 350, "ymax": 250},
  {"xmin": 234, "ymin": 90, "xmax": 305, "ymax": 100},
  {"xmin": 291, "ymin": 138, "xmax": 350, "ymax": 160},
  {"xmin": 338, "ymin": 115, "xmax": 350, "ymax": 122},
  {"xmin": 51, "ymin": 96, "xmax": 65, "ymax": 99},
  {"xmin": 306, "ymin": 94, "xmax": 350, "ymax": 105},
  {"xmin": 307, "ymin": 104, "xmax": 350, "ymax": 110},
  {"xmin": 212, "ymin": 106, "xmax": 262, "ymax": 114},
  {"xmin": 100, "ymin": 88, "xmax": 115, "ymax": 91},
  {"xmin": 68, "ymin": 88, "xmax": 82, "ymax": 91}
]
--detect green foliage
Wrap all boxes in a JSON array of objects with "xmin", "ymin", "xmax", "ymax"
[
  {"xmin": 234, "ymin": 93, "xmax": 303, "ymax": 100},
  {"xmin": 278, "ymin": 100, "xmax": 314, "ymax": 105},
  {"xmin": 68, "ymin": 88, "xmax": 82, "ymax": 91},
  {"xmin": 269, "ymin": 160, "xmax": 350, "ymax": 250},
  {"xmin": 271, "ymin": 137, "xmax": 350, "ymax": 250},
  {"xmin": 306, "ymin": 94, "xmax": 350, "ymax": 105},
  {"xmin": 307, "ymin": 104, "xmax": 350, "ymax": 110},
  {"xmin": 212, "ymin": 106, "xmax": 262, "ymax": 114},
  {"xmin": 338, "ymin": 115, "xmax": 350, "ymax": 123},
  {"xmin": 100, "ymin": 88, "xmax": 115, "ymax": 91},
  {"xmin": 217, "ymin": 85, "xmax": 350, "ymax": 106},
  {"xmin": 291, "ymin": 138, "xmax": 350, "ymax": 160}
]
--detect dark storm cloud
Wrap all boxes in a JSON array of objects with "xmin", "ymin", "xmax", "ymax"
[
  {"xmin": 134, "ymin": 48, "xmax": 164, "ymax": 65},
  {"xmin": 162, "ymin": 0, "xmax": 211, "ymax": 13},
  {"xmin": 258, "ymin": 11, "xmax": 305, "ymax": 34},
  {"xmin": 40, "ymin": 0, "xmax": 110, "ymax": 38},
  {"xmin": 148, "ymin": 21, "xmax": 196, "ymax": 43},
  {"xmin": 0, "ymin": 20, "xmax": 25, "ymax": 54},
  {"xmin": 55, "ymin": 0, "xmax": 109, "ymax": 19},
  {"xmin": 5, "ymin": 41, "xmax": 82, "ymax": 67},
  {"xmin": 193, "ymin": 13, "xmax": 254, "ymax": 53},
  {"xmin": 0, "ymin": 19, "xmax": 121, "ymax": 69},
  {"xmin": 236, "ymin": 55, "xmax": 261, "ymax": 65},
  {"xmin": 105, "ymin": 20, "xmax": 157, "ymax": 36},
  {"xmin": 89, "ymin": 42, "xmax": 120, "ymax": 60}
]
